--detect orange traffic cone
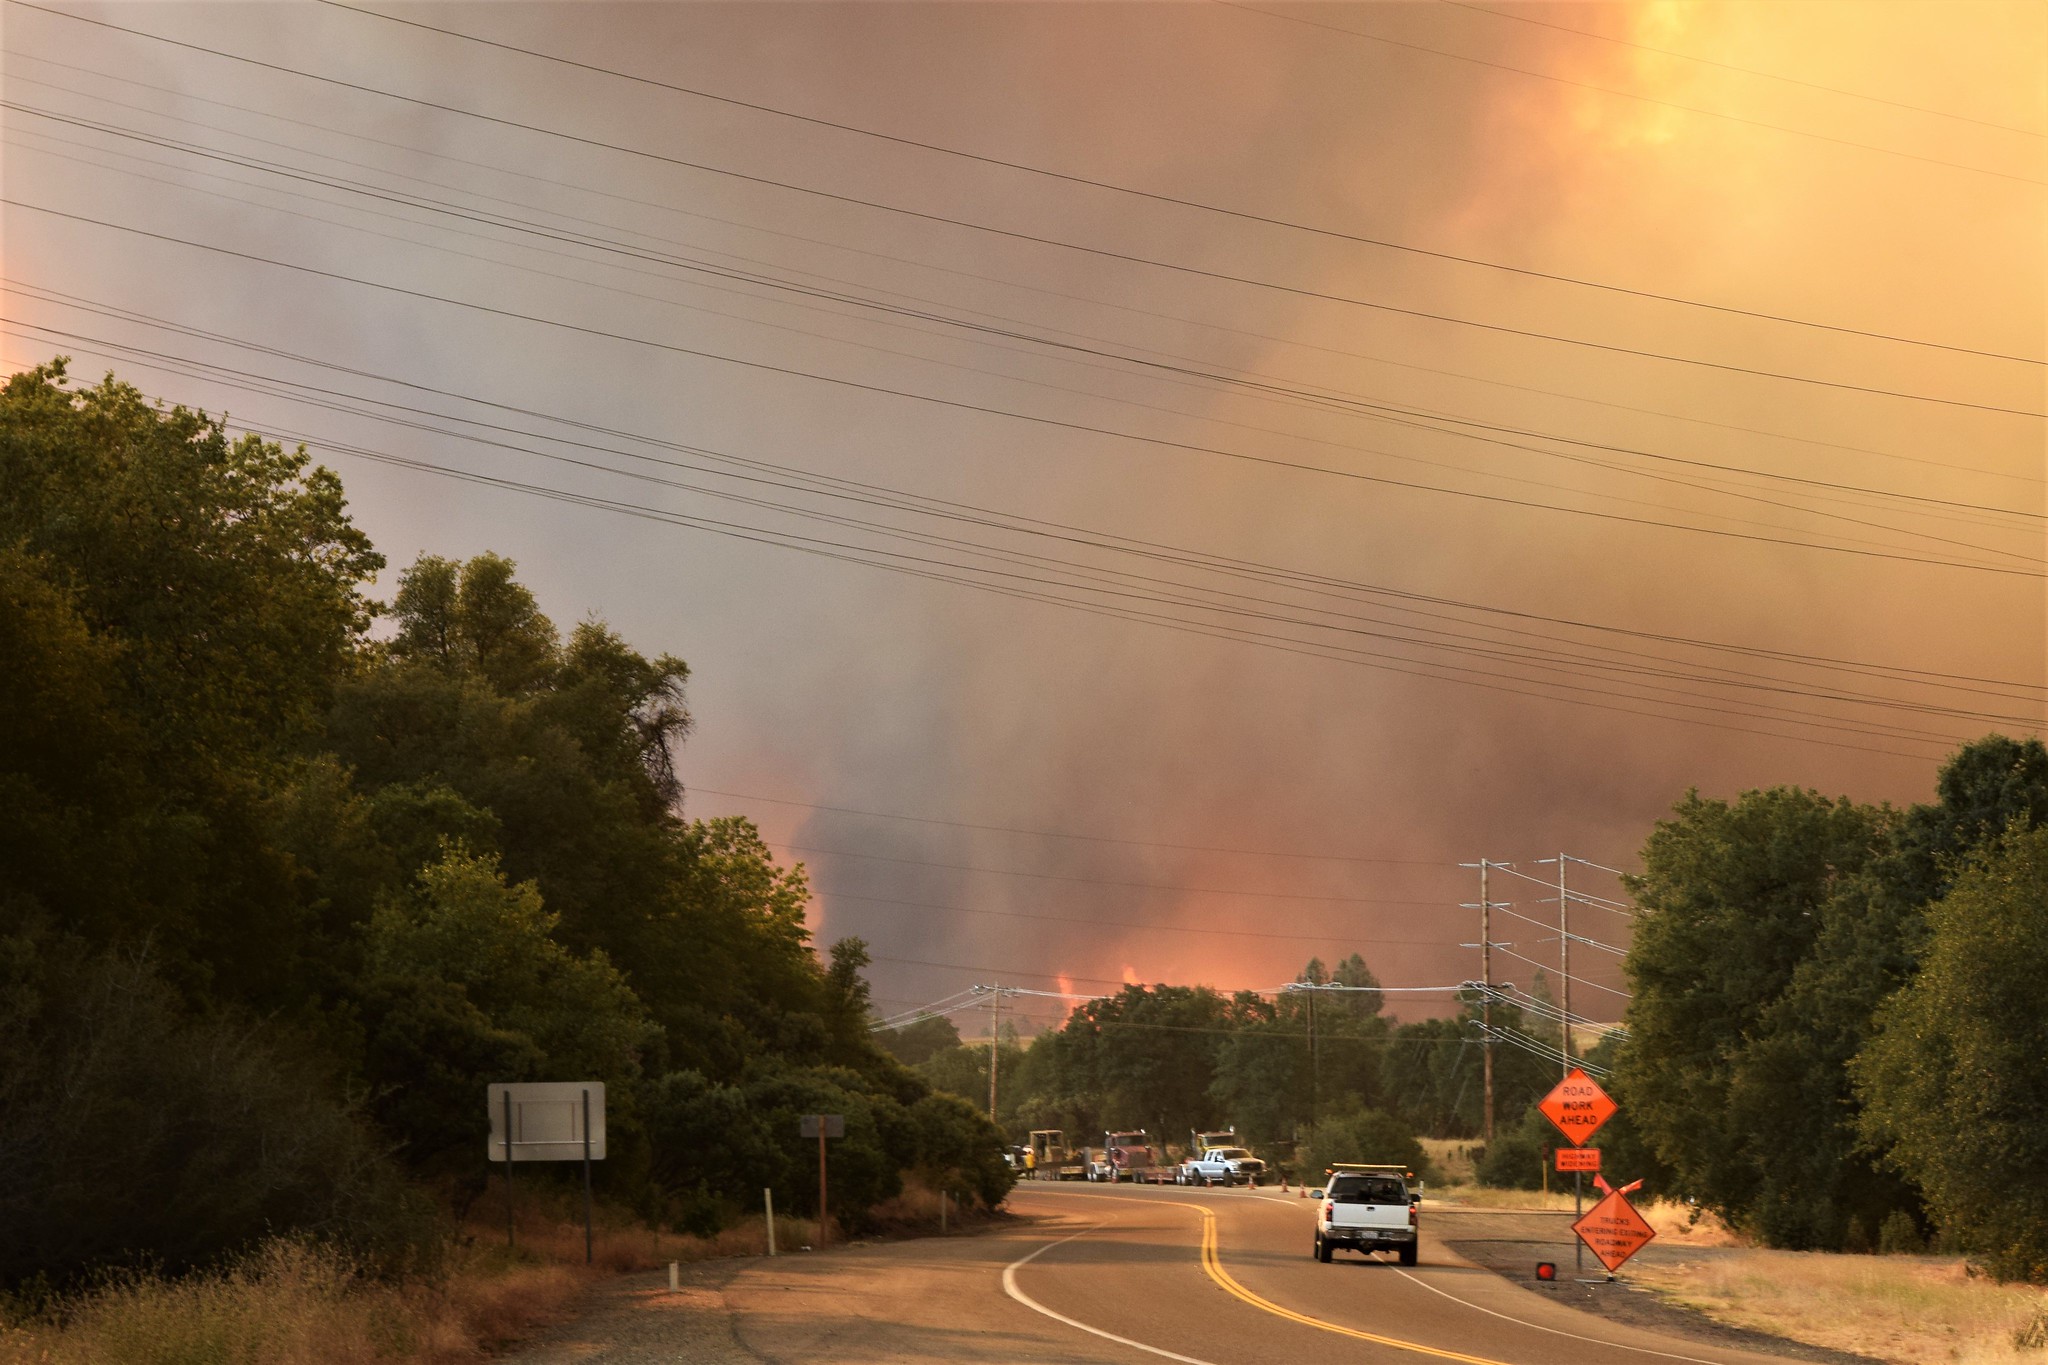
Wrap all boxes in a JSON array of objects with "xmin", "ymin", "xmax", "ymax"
[{"xmin": 1298, "ymin": 1184, "xmax": 1308, "ymax": 1198}]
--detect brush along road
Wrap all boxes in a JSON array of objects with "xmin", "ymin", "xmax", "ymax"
[{"xmin": 505, "ymin": 1183, "xmax": 1813, "ymax": 1365}]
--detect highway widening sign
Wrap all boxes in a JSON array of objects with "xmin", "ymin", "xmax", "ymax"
[{"xmin": 1538, "ymin": 1068, "xmax": 1617, "ymax": 1146}]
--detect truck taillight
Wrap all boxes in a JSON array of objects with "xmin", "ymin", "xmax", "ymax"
[
  {"xmin": 1409, "ymin": 1205, "xmax": 1419, "ymax": 1227},
  {"xmin": 1322, "ymin": 1201, "xmax": 1334, "ymax": 1220}
]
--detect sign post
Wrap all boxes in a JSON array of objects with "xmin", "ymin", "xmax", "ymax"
[
  {"xmin": 800, "ymin": 1114, "xmax": 844, "ymax": 1247},
  {"xmin": 489, "ymin": 1082, "xmax": 609, "ymax": 1262},
  {"xmin": 1538, "ymin": 1068, "xmax": 1618, "ymax": 1277}
]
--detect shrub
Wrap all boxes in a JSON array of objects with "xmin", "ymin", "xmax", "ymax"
[
  {"xmin": 1475, "ymin": 1106, "xmax": 1553, "ymax": 1190},
  {"xmin": 1879, "ymin": 1209, "xmax": 1926, "ymax": 1256},
  {"xmin": 0, "ymin": 941, "xmax": 435, "ymax": 1287},
  {"xmin": 908, "ymin": 1091, "xmax": 1014, "ymax": 1209},
  {"xmin": 1298, "ymin": 1103, "xmax": 1434, "ymax": 1187}
]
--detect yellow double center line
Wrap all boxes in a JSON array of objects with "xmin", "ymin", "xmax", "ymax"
[{"xmin": 1189, "ymin": 1204, "xmax": 1515, "ymax": 1365}]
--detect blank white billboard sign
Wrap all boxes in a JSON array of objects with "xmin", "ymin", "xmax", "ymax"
[{"xmin": 487, "ymin": 1081, "xmax": 606, "ymax": 1162}]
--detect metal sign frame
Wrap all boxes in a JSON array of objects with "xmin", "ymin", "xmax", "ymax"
[{"xmin": 488, "ymin": 1082, "xmax": 607, "ymax": 1263}]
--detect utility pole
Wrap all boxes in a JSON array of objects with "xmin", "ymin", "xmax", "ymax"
[
  {"xmin": 1558, "ymin": 853, "xmax": 1572, "ymax": 1075},
  {"xmin": 987, "ymin": 982, "xmax": 1001, "ymax": 1123},
  {"xmin": 1481, "ymin": 859, "xmax": 1494, "ymax": 1144},
  {"xmin": 1461, "ymin": 859, "xmax": 1500, "ymax": 1144},
  {"xmin": 1307, "ymin": 979, "xmax": 1319, "ymax": 1129}
]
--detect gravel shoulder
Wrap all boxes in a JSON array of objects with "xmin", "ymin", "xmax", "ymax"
[
  {"xmin": 1430, "ymin": 1206, "xmax": 1885, "ymax": 1365},
  {"xmin": 494, "ymin": 1259, "xmax": 759, "ymax": 1365}
]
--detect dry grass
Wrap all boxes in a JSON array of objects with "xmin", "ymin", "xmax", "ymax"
[
  {"xmin": 0, "ymin": 1240, "xmax": 586, "ymax": 1365},
  {"xmin": 0, "ymin": 1178, "xmax": 987, "ymax": 1365},
  {"xmin": 1418, "ymin": 1139, "xmax": 1480, "ymax": 1185},
  {"xmin": 1628, "ymin": 1249, "xmax": 2048, "ymax": 1365}
]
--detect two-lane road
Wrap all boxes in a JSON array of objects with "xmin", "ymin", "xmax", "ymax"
[{"xmin": 694, "ymin": 1182, "xmax": 1811, "ymax": 1365}]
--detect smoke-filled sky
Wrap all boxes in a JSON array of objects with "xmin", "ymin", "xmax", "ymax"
[{"xmin": 5, "ymin": 1, "xmax": 2043, "ymax": 1032}]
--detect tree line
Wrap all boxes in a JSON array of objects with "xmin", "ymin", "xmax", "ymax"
[
  {"xmin": 0, "ymin": 362, "xmax": 1010, "ymax": 1288},
  {"xmin": 884, "ymin": 952, "xmax": 1571, "ymax": 1183},
  {"xmin": 1608, "ymin": 737, "xmax": 2048, "ymax": 1279}
]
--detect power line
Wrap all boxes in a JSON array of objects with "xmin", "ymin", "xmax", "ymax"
[
  {"xmin": 22, "ymin": 279, "xmax": 2030, "ymax": 703},
  {"xmin": 14, "ymin": 333, "xmax": 2017, "ymax": 759},
  {"xmin": 17, "ymin": 46, "xmax": 2038, "ymax": 488},
  {"xmin": 16, "ymin": 105, "xmax": 2036, "ymax": 548},
  {"xmin": 20, "ymin": 312, "xmax": 2037, "ymax": 744},
  {"xmin": 1492, "ymin": 943, "xmax": 1630, "ymax": 998},
  {"xmin": 313, "ymin": 0, "xmax": 2043, "ymax": 364},
  {"xmin": 9, "ymin": 2, "xmax": 2043, "ymax": 410},
  {"xmin": 15, "ymin": 202, "xmax": 2047, "ymax": 583}
]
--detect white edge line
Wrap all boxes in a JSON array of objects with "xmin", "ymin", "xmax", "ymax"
[
  {"xmin": 1389, "ymin": 1266, "xmax": 1741, "ymax": 1365},
  {"xmin": 1002, "ymin": 1219, "xmax": 1223, "ymax": 1365}
]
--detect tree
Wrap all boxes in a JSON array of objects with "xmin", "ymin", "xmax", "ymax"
[
  {"xmin": 876, "ymin": 1014, "xmax": 962, "ymax": 1066},
  {"xmin": 0, "ymin": 939, "xmax": 427, "ymax": 1285},
  {"xmin": 0, "ymin": 362, "xmax": 382, "ymax": 1007},
  {"xmin": 359, "ymin": 844, "xmax": 657, "ymax": 1169},
  {"xmin": 917, "ymin": 1032, "xmax": 1026, "ymax": 1134},
  {"xmin": 1854, "ymin": 826, "xmax": 2048, "ymax": 1281},
  {"xmin": 1298, "ymin": 1102, "xmax": 1433, "ymax": 1186},
  {"xmin": 1616, "ymin": 786, "xmax": 1887, "ymax": 1246},
  {"xmin": 1209, "ymin": 993, "xmax": 1307, "ymax": 1147}
]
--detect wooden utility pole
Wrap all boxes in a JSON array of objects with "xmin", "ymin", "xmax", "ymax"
[
  {"xmin": 1481, "ymin": 859, "xmax": 1495, "ymax": 1144},
  {"xmin": 987, "ymin": 983, "xmax": 1001, "ymax": 1123},
  {"xmin": 1558, "ymin": 854, "xmax": 1573, "ymax": 1076}
]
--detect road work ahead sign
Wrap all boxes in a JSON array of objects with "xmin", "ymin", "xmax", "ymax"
[
  {"xmin": 1538, "ymin": 1068, "xmax": 1617, "ymax": 1147},
  {"xmin": 1572, "ymin": 1186, "xmax": 1655, "ymax": 1272}
]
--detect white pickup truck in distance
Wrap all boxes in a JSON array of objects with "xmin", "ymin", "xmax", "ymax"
[
  {"xmin": 1313, "ymin": 1170, "xmax": 1419, "ymax": 1265},
  {"xmin": 1178, "ymin": 1146, "xmax": 1266, "ymax": 1186}
]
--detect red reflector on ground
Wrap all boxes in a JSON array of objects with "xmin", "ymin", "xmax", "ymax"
[{"xmin": 1535, "ymin": 1262, "xmax": 1557, "ymax": 1281}]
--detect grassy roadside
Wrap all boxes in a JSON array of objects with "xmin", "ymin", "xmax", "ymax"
[
  {"xmin": 0, "ymin": 1183, "xmax": 984, "ymax": 1365},
  {"xmin": 1413, "ymin": 1136, "xmax": 2046, "ymax": 1363},
  {"xmin": 1627, "ymin": 1251, "xmax": 2048, "ymax": 1365}
]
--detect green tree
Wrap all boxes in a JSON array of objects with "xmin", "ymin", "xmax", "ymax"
[
  {"xmin": 359, "ymin": 844, "xmax": 657, "ymax": 1168},
  {"xmin": 1617, "ymin": 786, "xmax": 1887, "ymax": 1246},
  {"xmin": 0, "ymin": 362, "xmax": 381, "ymax": 1006},
  {"xmin": 0, "ymin": 938, "xmax": 429, "ymax": 1285},
  {"xmin": 1298, "ymin": 1102, "xmax": 1434, "ymax": 1186},
  {"xmin": 1854, "ymin": 826, "xmax": 2048, "ymax": 1281},
  {"xmin": 876, "ymin": 1013, "xmax": 963, "ymax": 1066},
  {"xmin": 917, "ymin": 1032, "xmax": 1026, "ymax": 1134},
  {"xmin": 1209, "ymin": 993, "xmax": 1308, "ymax": 1147}
]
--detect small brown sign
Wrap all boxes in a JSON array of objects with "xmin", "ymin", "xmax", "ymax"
[
  {"xmin": 1572, "ymin": 1187, "xmax": 1655, "ymax": 1272},
  {"xmin": 1555, "ymin": 1146, "xmax": 1602, "ymax": 1173},
  {"xmin": 1538, "ymin": 1068, "xmax": 1618, "ymax": 1146}
]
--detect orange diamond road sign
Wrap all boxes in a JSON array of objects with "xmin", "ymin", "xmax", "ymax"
[
  {"xmin": 1573, "ymin": 1186, "xmax": 1656, "ymax": 1272},
  {"xmin": 1555, "ymin": 1147, "xmax": 1602, "ymax": 1173},
  {"xmin": 1539, "ymin": 1068, "xmax": 1618, "ymax": 1146}
]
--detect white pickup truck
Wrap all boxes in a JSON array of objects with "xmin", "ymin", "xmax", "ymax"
[
  {"xmin": 1312, "ymin": 1168, "xmax": 1419, "ymax": 1265},
  {"xmin": 1177, "ymin": 1146, "xmax": 1266, "ymax": 1187}
]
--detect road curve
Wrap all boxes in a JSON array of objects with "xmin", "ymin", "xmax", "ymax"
[{"xmin": 706, "ymin": 1182, "xmax": 1813, "ymax": 1365}]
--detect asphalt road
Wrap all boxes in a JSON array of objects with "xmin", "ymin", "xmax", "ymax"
[{"xmin": 510, "ymin": 1182, "xmax": 1813, "ymax": 1365}]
